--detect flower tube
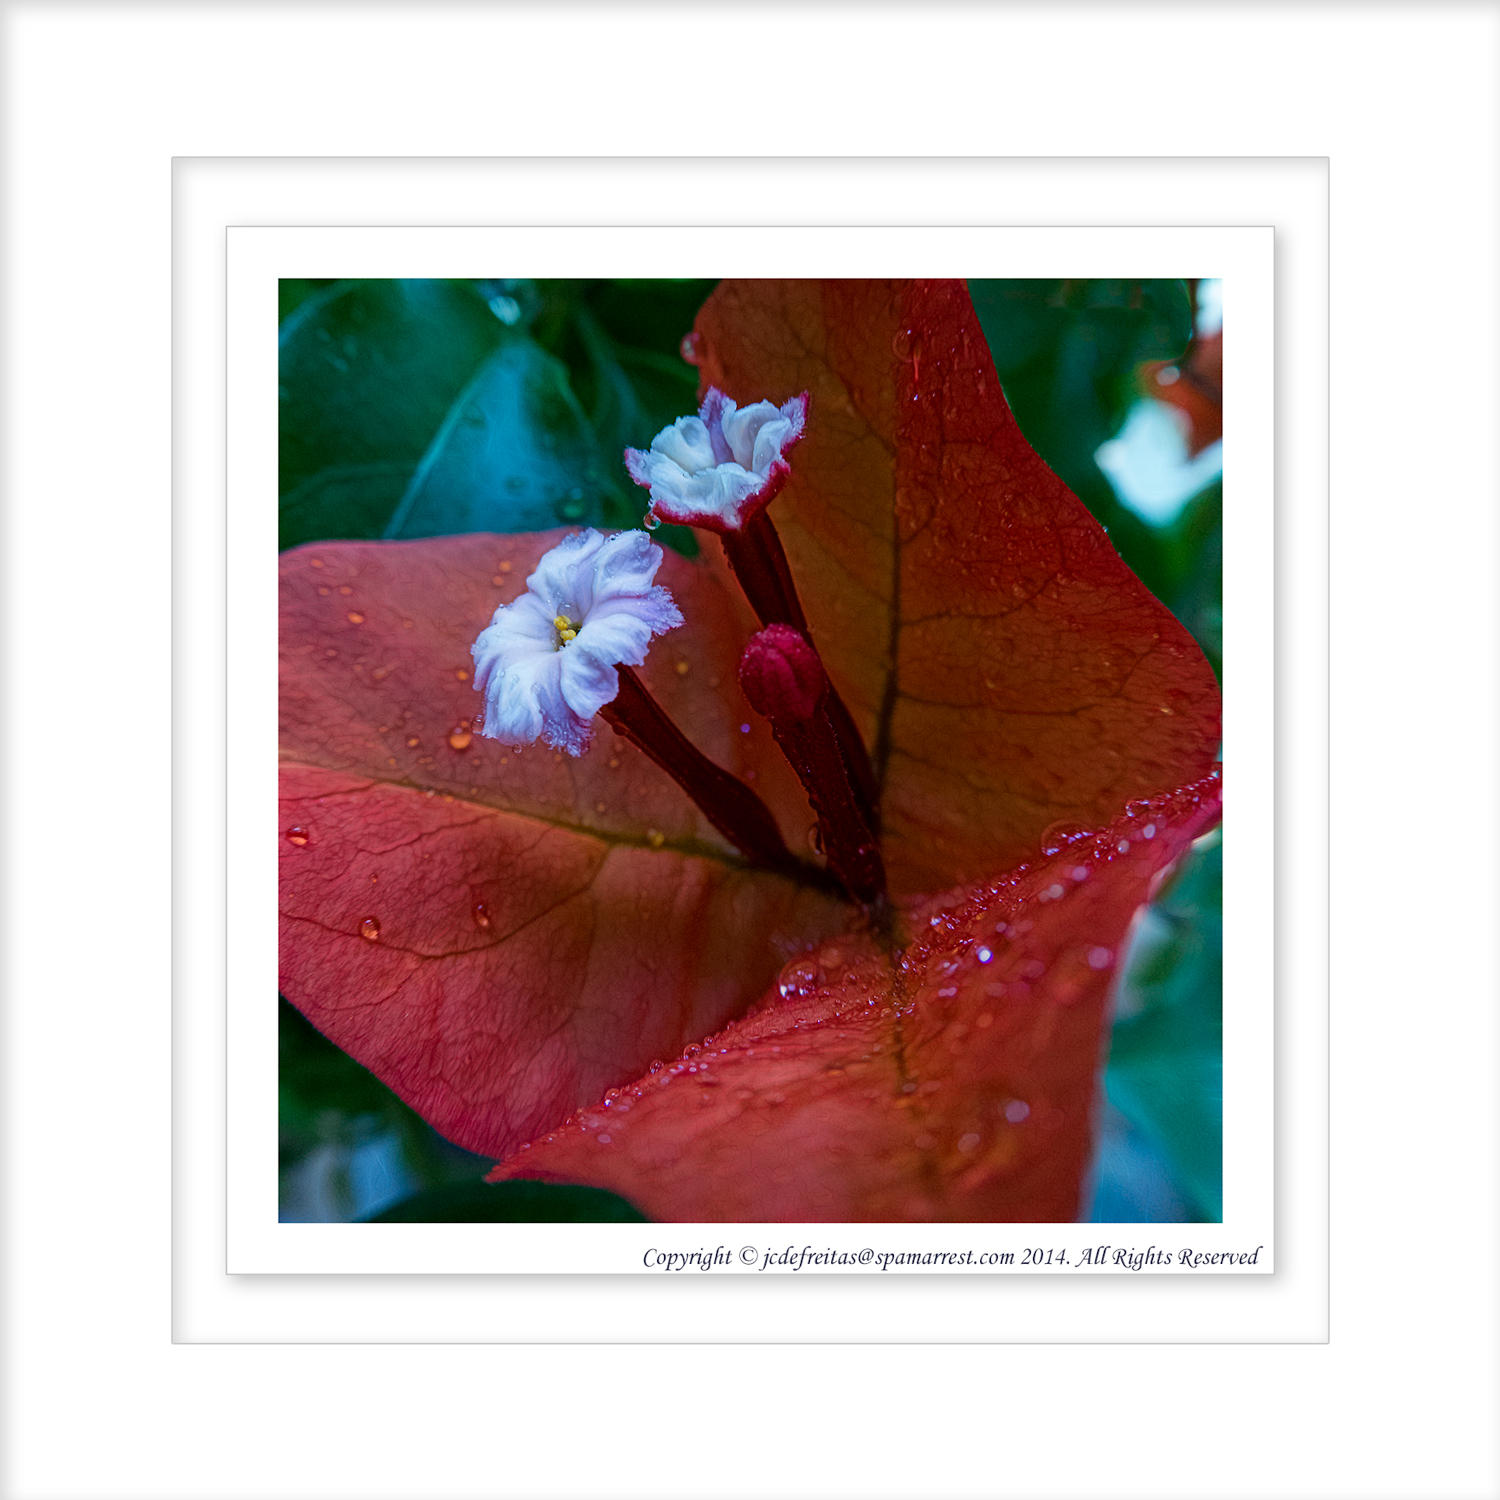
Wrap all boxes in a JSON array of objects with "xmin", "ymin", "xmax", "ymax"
[{"xmin": 626, "ymin": 389, "xmax": 880, "ymax": 829}]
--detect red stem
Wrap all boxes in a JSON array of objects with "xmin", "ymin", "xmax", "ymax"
[
  {"xmin": 600, "ymin": 666, "xmax": 802, "ymax": 879},
  {"xmin": 722, "ymin": 511, "xmax": 882, "ymax": 828}
]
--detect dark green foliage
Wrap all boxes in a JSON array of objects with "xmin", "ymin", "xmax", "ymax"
[
  {"xmin": 278, "ymin": 277, "xmax": 710, "ymax": 554},
  {"xmin": 368, "ymin": 1181, "xmax": 649, "ymax": 1224},
  {"xmin": 1105, "ymin": 834, "xmax": 1224, "ymax": 1221}
]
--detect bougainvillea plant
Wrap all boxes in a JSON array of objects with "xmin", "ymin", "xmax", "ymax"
[{"xmin": 279, "ymin": 279, "xmax": 1222, "ymax": 1222}]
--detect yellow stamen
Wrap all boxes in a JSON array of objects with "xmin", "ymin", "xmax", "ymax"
[{"xmin": 554, "ymin": 613, "xmax": 579, "ymax": 645}]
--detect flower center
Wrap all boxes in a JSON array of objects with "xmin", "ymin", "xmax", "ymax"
[{"xmin": 553, "ymin": 612, "xmax": 579, "ymax": 646}]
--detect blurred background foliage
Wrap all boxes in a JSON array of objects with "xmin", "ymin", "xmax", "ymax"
[{"xmin": 278, "ymin": 276, "xmax": 1224, "ymax": 1224}]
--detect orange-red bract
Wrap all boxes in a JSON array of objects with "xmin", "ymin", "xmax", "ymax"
[
  {"xmin": 490, "ymin": 772, "xmax": 1221, "ymax": 1222},
  {"xmin": 279, "ymin": 278, "xmax": 1222, "ymax": 1216}
]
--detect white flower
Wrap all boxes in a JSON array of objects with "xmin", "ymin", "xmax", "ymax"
[
  {"xmin": 471, "ymin": 529, "xmax": 682, "ymax": 756},
  {"xmin": 624, "ymin": 387, "xmax": 808, "ymax": 533}
]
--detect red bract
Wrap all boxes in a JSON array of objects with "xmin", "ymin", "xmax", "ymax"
[
  {"xmin": 279, "ymin": 278, "xmax": 1223, "ymax": 1218},
  {"xmin": 490, "ymin": 773, "xmax": 1221, "ymax": 1221}
]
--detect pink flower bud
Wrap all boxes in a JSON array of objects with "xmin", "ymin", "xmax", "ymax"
[{"xmin": 739, "ymin": 624, "xmax": 827, "ymax": 723}]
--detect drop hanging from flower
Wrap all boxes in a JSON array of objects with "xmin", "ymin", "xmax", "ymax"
[
  {"xmin": 625, "ymin": 386, "xmax": 880, "ymax": 833},
  {"xmin": 471, "ymin": 527, "xmax": 801, "ymax": 877}
]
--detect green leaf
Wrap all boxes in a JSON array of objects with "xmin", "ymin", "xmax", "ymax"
[
  {"xmin": 382, "ymin": 337, "xmax": 620, "ymax": 539},
  {"xmin": 367, "ymin": 1180, "xmax": 650, "ymax": 1223},
  {"xmin": 279, "ymin": 279, "xmax": 503, "ymax": 549},
  {"xmin": 1105, "ymin": 832, "xmax": 1223, "ymax": 1220},
  {"xmin": 967, "ymin": 279, "xmax": 1192, "ymax": 563}
]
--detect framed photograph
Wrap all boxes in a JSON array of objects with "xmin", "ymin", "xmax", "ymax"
[
  {"xmin": 8, "ymin": 3, "xmax": 1496, "ymax": 1497},
  {"xmin": 245, "ymin": 233, "xmax": 1269, "ymax": 1278}
]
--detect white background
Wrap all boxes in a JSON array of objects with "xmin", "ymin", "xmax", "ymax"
[
  {"xmin": 4, "ymin": 6, "xmax": 1496, "ymax": 1500},
  {"xmin": 223, "ymin": 222, "xmax": 1275, "ymax": 1280}
]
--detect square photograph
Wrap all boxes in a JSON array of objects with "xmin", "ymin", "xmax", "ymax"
[{"xmin": 276, "ymin": 277, "xmax": 1224, "ymax": 1226}]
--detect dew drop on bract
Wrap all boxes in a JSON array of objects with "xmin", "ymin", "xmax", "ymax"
[
  {"xmin": 679, "ymin": 331, "xmax": 701, "ymax": 365},
  {"xmin": 447, "ymin": 726, "xmax": 473, "ymax": 751},
  {"xmin": 646, "ymin": 828, "xmax": 666, "ymax": 849},
  {"xmin": 472, "ymin": 900, "xmax": 491, "ymax": 931},
  {"xmin": 1039, "ymin": 820, "xmax": 1091, "ymax": 858},
  {"xmin": 346, "ymin": 611, "xmax": 365, "ymax": 624},
  {"xmin": 285, "ymin": 826, "xmax": 309, "ymax": 847},
  {"xmin": 891, "ymin": 326, "xmax": 922, "ymax": 361},
  {"xmin": 358, "ymin": 916, "xmax": 381, "ymax": 942},
  {"xmin": 642, "ymin": 509, "xmax": 661, "ymax": 532},
  {"xmin": 454, "ymin": 667, "xmax": 469, "ymax": 682},
  {"xmin": 406, "ymin": 736, "xmax": 420, "ymax": 748}
]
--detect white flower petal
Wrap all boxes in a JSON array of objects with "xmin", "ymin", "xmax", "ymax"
[
  {"xmin": 624, "ymin": 387, "xmax": 807, "ymax": 532},
  {"xmin": 525, "ymin": 527, "xmax": 605, "ymax": 616},
  {"xmin": 471, "ymin": 528, "xmax": 681, "ymax": 756},
  {"xmin": 470, "ymin": 592, "xmax": 555, "ymax": 697},
  {"xmin": 651, "ymin": 415, "xmax": 718, "ymax": 473},
  {"xmin": 484, "ymin": 652, "xmax": 575, "ymax": 750},
  {"xmin": 591, "ymin": 528, "xmax": 669, "ymax": 603}
]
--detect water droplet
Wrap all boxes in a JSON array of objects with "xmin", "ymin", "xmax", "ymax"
[
  {"xmin": 777, "ymin": 958, "xmax": 823, "ymax": 1000},
  {"xmin": 892, "ymin": 326, "xmax": 923, "ymax": 361},
  {"xmin": 674, "ymin": 659, "xmax": 690, "ymax": 676},
  {"xmin": 346, "ymin": 611, "xmax": 365, "ymax": 624},
  {"xmin": 679, "ymin": 331, "xmax": 701, "ymax": 365},
  {"xmin": 1142, "ymin": 823, "xmax": 1157, "ymax": 840},
  {"xmin": 473, "ymin": 899, "xmax": 491, "ymax": 930},
  {"xmin": 646, "ymin": 828, "xmax": 666, "ymax": 849},
  {"xmin": 1116, "ymin": 839, "xmax": 1130, "ymax": 854},
  {"xmin": 642, "ymin": 509, "xmax": 661, "ymax": 532},
  {"xmin": 447, "ymin": 726, "xmax": 473, "ymax": 751},
  {"xmin": 1003, "ymin": 1100, "xmax": 1031, "ymax": 1124},
  {"xmin": 285, "ymin": 826, "xmax": 309, "ymax": 847},
  {"xmin": 454, "ymin": 667, "xmax": 469, "ymax": 682},
  {"xmin": 406, "ymin": 736, "xmax": 420, "ymax": 748},
  {"xmin": 401, "ymin": 618, "xmax": 414, "ymax": 630},
  {"xmin": 317, "ymin": 586, "xmax": 330, "ymax": 596},
  {"xmin": 806, "ymin": 823, "xmax": 825, "ymax": 854},
  {"xmin": 358, "ymin": 916, "xmax": 381, "ymax": 942},
  {"xmin": 309, "ymin": 558, "xmax": 324, "ymax": 569},
  {"xmin": 337, "ymin": 585, "xmax": 353, "ymax": 596},
  {"xmin": 1040, "ymin": 820, "xmax": 1091, "ymax": 858},
  {"xmin": 1087, "ymin": 946, "xmax": 1113, "ymax": 970},
  {"xmin": 557, "ymin": 492, "xmax": 587, "ymax": 522},
  {"xmin": 596, "ymin": 1132, "xmax": 613, "ymax": 1146},
  {"xmin": 739, "ymin": 722, "xmax": 751, "ymax": 734},
  {"xmin": 956, "ymin": 1131, "xmax": 982, "ymax": 1154},
  {"xmin": 975, "ymin": 946, "xmax": 993, "ymax": 964}
]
